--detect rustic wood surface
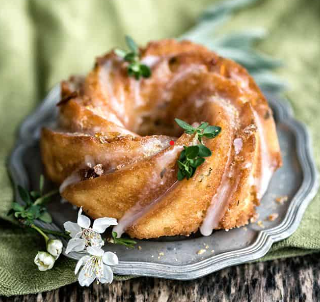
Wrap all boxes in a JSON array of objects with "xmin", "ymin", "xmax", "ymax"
[{"xmin": 1, "ymin": 253, "xmax": 319, "ymax": 302}]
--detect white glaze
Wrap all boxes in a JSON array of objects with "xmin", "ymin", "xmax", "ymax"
[
  {"xmin": 113, "ymin": 181, "xmax": 179, "ymax": 238},
  {"xmin": 253, "ymin": 110, "xmax": 274, "ymax": 198},
  {"xmin": 200, "ymin": 101, "xmax": 237, "ymax": 236},
  {"xmin": 141, "ymin": 55, "xmax": 160, "ymax": 67},
  {"xmin": 113, "ymin": 146, "xmax": 183, "ymax": 237},
  {"xmin": 233, "ymin": 138, "xmax": 243, "ymax": 155},
  {"xmin": 161, "ymin": 65, "xmax": 207, "ymax": 101},
  {"xmin": 200, "ymin": 144, "xmax": 234, "ymax": 236}
]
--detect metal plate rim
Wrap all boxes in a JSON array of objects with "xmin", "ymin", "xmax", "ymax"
[{"xmin": 8, "ymin": 86, "xmax": 319, "ymax": 280}]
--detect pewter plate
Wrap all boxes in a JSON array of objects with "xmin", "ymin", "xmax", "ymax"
[{"xmin": 9, "ymin": 85, "xmax": 319, "ymax": 280}]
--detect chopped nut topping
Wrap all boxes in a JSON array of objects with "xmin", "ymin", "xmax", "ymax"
[
  {"xmin": 197, "ymin": 249, "xmax": 206, "ymax": 255},
  {"xmin": 250, "ymin": 213, "xmax": 259, "ymax": 223},
  {"xmin": 275, "ymin": 196, "xmax": 288, "ymax": 204},
  {"xmin": 257, "ymin": 220, "xmax": 265, "ymax": 228},
  {"xmin": 95, "ymin": 132, "xmax": 108, "ymax": 144},
  {"xmin": 244, "ymin": 124, "xmax": 257, "ymax": 135},
  {"xmin": 79, "ymin": 164, "xmax": 104, "ymax": 180},
  {"xmin": 268, "ymin": 213, "xmax": 279, "ymax": 221}
]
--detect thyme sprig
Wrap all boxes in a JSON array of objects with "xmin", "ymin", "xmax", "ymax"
[
  {"xmin": 109, "ymin": 231, "xmax": 137, "ymax": 249},
  {"xmin": 8, "ymin": 175, "xmax": 69, "ymax": 239},
  {"xmin": 115, "ymin": 36, "xmax": 151, "ymax": 80},
  {"xmin": 175, "ymin": 119, "xmax": 221, "ymax": 181},
  {"xmin": 8, "ymin": 175, "xmax": 58, "ymax": 225},
  {"xmin": 175, "ymin": 118, "xmax": 221, "ymax": 143}
]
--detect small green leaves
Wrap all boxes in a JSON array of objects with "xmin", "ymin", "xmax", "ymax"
[
  {"xmin": 177, "ymin": 145, "xmax": 212, "ymax": 180},
  {"xmin": 125, "ymin": 35, "xmax": 139, "ymax": 53},
  {"xmin": 8, "ymin": 175, "xmax": 57, "ymax": 225},
  {"xmin": 175, "ymin": 118, "xmax": 221, "ymax": 181},
  {"xmin": 110, "ymin": 232, "xmax": 137, "ymax": 248},
  {"xmin": 175, "ymin": 118, "xmax": 221, "ymax": 142},
  {"xmin": 115, "ymin": 35, "xmax": 151, "ymax": 80}
]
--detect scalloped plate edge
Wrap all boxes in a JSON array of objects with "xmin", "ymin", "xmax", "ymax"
[{"xmin": 8, "ymin": 86, "xmax": 319, "ymax": 280}]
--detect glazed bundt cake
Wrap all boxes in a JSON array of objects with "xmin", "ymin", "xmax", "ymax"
[{"xmin": 41, "ymin": 39, "xmax": 282, "ymax": 239}]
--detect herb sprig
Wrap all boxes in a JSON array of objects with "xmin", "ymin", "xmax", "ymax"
[
  {"xmin": 110, "ymin": 231, "xmax": 137, "ymax": 249},
  {"xmin": 115, "ymin": 36, "xmax": 151, "ymax": 80},
  {"xmin": 8, "ymin": 175, "xmax": 58, "ymax": 225},
  {"xmin": 175, "ymin": 118, "xmax": 221, "ymax": 143},
  {"xmin": 175, "ymin": 119, "xmax": 221, "ymax": 181}
]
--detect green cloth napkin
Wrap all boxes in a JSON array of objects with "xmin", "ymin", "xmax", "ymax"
[{"xmin": 0, "ymin": 0, "xmax": 319, "ymax": 296}]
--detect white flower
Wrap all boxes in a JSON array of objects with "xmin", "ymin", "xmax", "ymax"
[
  {"xmin": 47, "ymin": 239, "xmax": 63, "ymax": 259},
  {"xmin": 34, "ymin": 251, "xmax": 55, "ymax": 271},
  {"xmin": 75, "ymin": 246, "xmax": 118, "ymax": 286},
  {"xmin": 64, "ymin": 207, "xmax": 118, "ymax": 254}
]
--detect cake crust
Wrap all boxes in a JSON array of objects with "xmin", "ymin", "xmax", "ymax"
[{"xmin": 40, "ymin": 39, "xmax": 282, "ymax": 239}]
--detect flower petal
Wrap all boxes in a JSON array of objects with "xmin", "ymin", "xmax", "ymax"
[
  {"xmin": 65, "ymin": 238, "xmax": 86, "ymax": 254},
  {"xmin": 100, "ymin": 265, "xmax": 113, "ymax": 284},
  {"xmin": 102, "ymin": 252, "xmax": 119, "ymax": 266},
  {"xmin": 78, "ymin": 267, "xmax": 96, "ymax": 287},
  {"xmin": 92, "ymin": 217, "xmax": 118, "ymax": 233},
  {"xmin": 77, "ymin": 207, "xmax": 91, "ymax": 229},
  {"xmin": 63, "ymin": 221, "xmax": 81, "ymax": 238},
  {"xmin": 75, "ymin": 255, "xmax": 90, "ymax": 274},
  {"xmin": 87, "ymin": 246, "xmax": 104, "ymax": 257}
]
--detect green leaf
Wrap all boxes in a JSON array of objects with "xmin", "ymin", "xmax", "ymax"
[
  {"xmin": 30, "ymin": 191, "xmax": 41, "ymax": 200},
  {"xmin": 114, "ymin": 48, "xmax": 127, "ymax": 58},
  {"xmin": 39, "ymin": 175, "xmax": 44, "ymax": 194},
  {"xmin": 124, "ymin": 52, "xmax": 136, "ymax": 63},
  {"xmin": 125, "ymin": 36, "xmax": 139, "ymax": 54},
  {"xmin": 198, "ymin": 145, "xmax": 212, "ymax": 157},
  {"xmin": 39, "ymin": 212, "xmax": 52, "ymax": 223},
  {"xmin": 185, "ymin": 146, "xmax": 199, "ymax": 159},
  {"xmin": 175, "ymin": 119, "xmax": 195, "ymax": 132},
  {"xmin": 12, "ymin": 202, "xmax": 24, "ymax": 212},
  {"xmin": 177, "ymin": 169, "xmax": 185, "ymax": 181},
  {"xmin": 28, "ymin": 205, "xmax": 41, "ymax": 218},
  {"xmin": 198, "ymin": 122, "xmax": 209, "ymax": 130},
  {"xmin": 211, "ymin": 29, "xmax": 266, "ymax": 50},
  {"xmin": 140, "ymin": 64, "xmax": 151, "ymax": 78},
  {"xmin": 203, "ymin": 126, "xmax": 221, "ymax": 138},
  {"xmin": 192, "ymin": 157, "xmax": 205, "ymax": 168},
  {"xmin": 17, "ymin": 185, "xmax": 31, "ymax": 204},
  {"xmin": 201, "ymin": 0, "xmax": 259, "ymax": 21}
]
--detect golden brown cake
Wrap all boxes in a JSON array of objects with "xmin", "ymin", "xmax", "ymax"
[{"xmin": 40, "ymin": 39, "xmax": 282, "ymax": 239}]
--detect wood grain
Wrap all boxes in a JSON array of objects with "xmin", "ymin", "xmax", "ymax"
[{"xmin": 1, "ymin": 253, "xmax": 319, "ymax": 302}]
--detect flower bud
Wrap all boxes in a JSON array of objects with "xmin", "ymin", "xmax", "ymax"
[
  {"xmin": 34, "ymin": 251, "xmax": 55, "ymax": 271},
  {"xmin": 47, "ymin": 239, "xmax": 63, "ymax": 258}
]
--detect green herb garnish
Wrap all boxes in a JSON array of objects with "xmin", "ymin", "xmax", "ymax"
[
  {"xmin": 177, "ymin": 145, "xmax": 212, "ymax": 180},
  {"xmin": 175, "ymin": 119, "xmax": 221, "ymax": 181},
  {"xmin": 175, "ymin": 118, "xmax": 221, "ymax": 143},
  {"xmin": 110, "ymin": 231, "xmax": 137, "ymax": 248},
  {"xmin": 115, "ymin": 36, "xmax": 151, "ymax": 80},
  {"xmin": 8, "ymin": 175, "xmax": 58, "ymax": 225}
]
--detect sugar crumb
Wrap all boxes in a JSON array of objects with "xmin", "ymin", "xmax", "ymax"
[
  {"xmin": 268, "ymin": 213, "xmax": 279, "ymax": 221},
  {"xmin": 250, "ymin": 213, "xmax": 259, "ymax": 223},
  {"xmin": 257, "ymin": 220, "xmax": 265, "ymax": 228},
  {"xmin": 197, "ymin": 249, "xmax": 206, "ymax": 255},
  {"xmin": 275, "ymin": 196, "xmax": 288, "ymax": 204}
]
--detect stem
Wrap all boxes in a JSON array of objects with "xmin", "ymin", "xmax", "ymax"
[
  {"xmin": 31, "ymin": 224, "xmax": 50, "ymax": 242},
  {"xmin": 36, "ymin": 226, "xmax": 70, "ymax": 239},
  {"xmin": 34, "ymin": 189, "xmax": 59, "ymax": 206}
]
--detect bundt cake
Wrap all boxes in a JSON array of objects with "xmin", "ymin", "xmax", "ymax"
[{"xmin": 40, "ymin": 38, "xmax": 282, "ymax": 239}]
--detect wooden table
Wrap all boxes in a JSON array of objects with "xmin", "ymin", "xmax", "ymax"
[{"xmin": 1, "ymin": 253, "xmax": 319, "ymax": 302}]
